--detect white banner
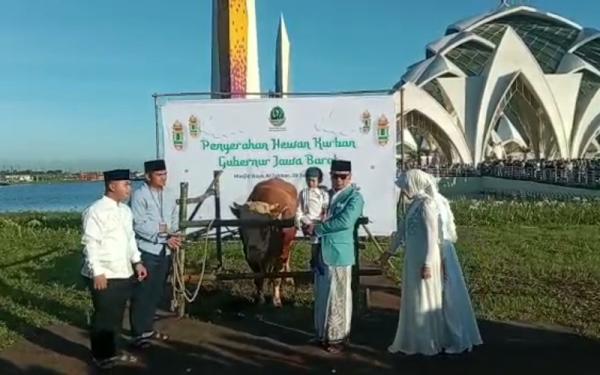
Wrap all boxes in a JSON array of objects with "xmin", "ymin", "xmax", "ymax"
[{"xmin": 160, "ymin": 95, "xmax": 396, "ymax": 235}]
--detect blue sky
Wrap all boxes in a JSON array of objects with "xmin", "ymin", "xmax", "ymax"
[{"xmin": 1, "ymin": 0, "xmax": 599, "ymax": 171}]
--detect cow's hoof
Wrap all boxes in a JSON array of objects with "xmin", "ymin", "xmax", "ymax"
[
  {"xmin": 285, "ymin": 277, "xmax": 295, "ymax": 286},
  {"xmin": 255, "ymin": 294, "xmax": 266, "ymax": 305},
  {"xmin": 273, "ymin": 299, "xmax": 283, "ymax": 308}
]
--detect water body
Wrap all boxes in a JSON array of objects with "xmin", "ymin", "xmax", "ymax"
[
  {"xmin": 0, "ymin": 181, "xmax": 142, "ymax": 213},
  {"xmin": 0, "ymin": 177, "xmax": 591, "ymax": 213}
]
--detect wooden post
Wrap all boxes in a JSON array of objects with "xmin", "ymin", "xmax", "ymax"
[
  {"xmin": 177, "ymin": 182, "xmax": 189, "ymax": 318},
  {"xmin": 399, "ymin": 87, "xmax": 405, "ymax": 171},
  {"xmin": 397, "ymin": 90, "xmax": 406, "ymax": 218},
  {"xmin": 183, "ymin": 268, "xmax": 382, "ymax": 282},
  {"xmin": 352, "ymin": 221, "xmax": 361, "ymax": 316},
  {"xmin": 214, "ymin": 170, "xmax": 223, "ymax": 269}
]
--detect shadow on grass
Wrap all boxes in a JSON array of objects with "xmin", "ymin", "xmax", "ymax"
[
  {"xmin": 0, "ymin": 276, "xmax": 88, "ymax": 331},
  {"xmin": 0, "ymin": 305, "xmax": 89, "ymax": 368},
  {"xmin": 1, "ymin": 241, "xmax": 599, "ymax": 374},
  {"xmin": 1, "ymin": 273, "xmax": 600, "ymax": 374},
  {"xmin": 0, "ymin": 248, "xmax": 68, "ymax": 270},
  {"xmin": 0, "ymin": 248, "xmax": 89, "ymax": 324},
  {"xmin": 27, "ymin": 249, "xmax": 87, "ymax": 290},
  {"xmin": 162, "ymin": 282, "xmax": 600, "ymax": 374},
  {"xmin": 184, "ymin": 284, "xmax": 316, "ymax": 339},
  {"xmin": 0, "ymin": 357, "xmax": 63, "ymax": 375}
]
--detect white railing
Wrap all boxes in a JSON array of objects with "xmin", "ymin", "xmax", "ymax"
[{"xmin": 401, "ymin": 165, "xmax": 600, "ymax": 189}]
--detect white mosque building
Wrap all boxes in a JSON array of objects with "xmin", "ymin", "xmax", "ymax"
[{"xmin": 395, "ymin": 5, "xmax": 600, "ymax": 165}]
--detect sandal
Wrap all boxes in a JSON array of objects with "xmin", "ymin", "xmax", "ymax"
[
  {"xmin": 93, "ymin": 357, "xmax": 116, "ymax": 370},
  {"xmin": 115, "ymin": 353, "xmax": 138, "ymax": 364},
  {"xmin": 117, "ymin": 353, "xmax": 138, "ymax": 363},
  {"xmin": 131, "ymin": 331, "xmax": 169, "ymax": 348},
  {"xmin": 153, "ymin": 331, "xmax": 169, "ymax": 341},
  {"xmin": 132, "ymin": 341, "xmax": 151, "ymax": 349},
  {"xmin": 94, "ymin": 353, "xmax": 138, "ymax": 369},
  {"xmin": 324, "ymin": 344, "xmax": 344, "ymax": 354}
]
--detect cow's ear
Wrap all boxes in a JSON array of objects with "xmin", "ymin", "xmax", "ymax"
[
  {"xmin": 274, "ymin": 205, "xmax": 289, "ymax": 220},
  {"xmin": 272, "ymin": 205, "xmax": 287, "ymax": 219},
  {"xmin": 230, "ymin": 202, "xmax": 241, "ymax": 218}
]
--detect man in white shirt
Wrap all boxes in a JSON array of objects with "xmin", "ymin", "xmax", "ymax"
[{"xmin": 81, "ymin": 169, "xmax": 148, "ymax": 369}]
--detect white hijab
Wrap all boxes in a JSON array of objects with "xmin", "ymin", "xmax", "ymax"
[
  {"xmin": 395, "ymin": 169, "xmax": 436, "ymax": 200},
  {"xmin": 427, "ymin": 175, "xmax": 458, "ymax": 243},
  {"xmin": 391, "ymin": 169, "xmax": 444, "ymax": 254}
]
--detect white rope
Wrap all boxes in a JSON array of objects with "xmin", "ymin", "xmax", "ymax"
[
  {"xmin": 171, "ymin": 219, "xmax": 215, "ymax": 307},
  {"xmin": 361, "ymin": 223, "xmax": 400, "ymax": 273},
  {"xmin": 169, "ymin": 220, "xmax": 399, "ymax": 309},
  {"xmin": 384, "ymin": 257, "xmax": 401, "ymax": 273}
]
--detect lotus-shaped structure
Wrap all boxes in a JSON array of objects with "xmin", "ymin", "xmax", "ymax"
[{"xmin": 395, "ymin": 5, "xmax": 600, "ymax": 164}]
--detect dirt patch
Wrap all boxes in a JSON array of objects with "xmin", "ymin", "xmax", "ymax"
[{"xmin": 1, "ymin": 275, "xmax": 599, "ymax": 374}]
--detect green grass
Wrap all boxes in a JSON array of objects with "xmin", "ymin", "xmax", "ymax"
[
  {"xmin": 0, "ymin": 205, "xmax": 599, "ymax": 352},
  {"xmin": 454, "ymin": 225, "xmax": 599, "ymax": 338},
  {"xmin": 451, "ymin": 199, "xmax": 600, "ymax": 226},
  {"xmin": 0, "ymin": 213, "xmax": 88, "ymax": 349}
]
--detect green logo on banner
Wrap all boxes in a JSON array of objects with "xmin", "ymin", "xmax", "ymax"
[{"xmin": 269, "ymin": 106, "xmax": 286, "ymax": 127}]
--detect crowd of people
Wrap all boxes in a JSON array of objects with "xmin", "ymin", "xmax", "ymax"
[
  {"xmin": 405, "ymin": 158, "xmax": 600, "ymax": 188},
  {"xmin": 81, "ymin": 159, "xmax": 481, "ymax": 369}
]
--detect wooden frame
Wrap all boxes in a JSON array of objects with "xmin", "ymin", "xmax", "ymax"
[{"xmin": 171, "ymin": 170, "xmax": 381, "ymax": 317}]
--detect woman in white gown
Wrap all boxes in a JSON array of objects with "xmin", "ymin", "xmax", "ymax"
[
  {"xmin": 428, "ymin": 175, "xmax": 483, "ymax": 353},
  {"xmin": 382, "ymin": 169, "xmax": 445, "ymax": 356}
]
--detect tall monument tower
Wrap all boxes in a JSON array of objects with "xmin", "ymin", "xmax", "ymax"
[
  {"xmin": 211, "ymin": 0, "xmax": 260, "ymax": 98},
  {"xmin": 275, "ymin": 14, "xmax": 291, "ymax": 97}
]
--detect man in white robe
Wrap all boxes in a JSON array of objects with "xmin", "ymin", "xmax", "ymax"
[{"xmin": 81, "ymin": 169, "xmax": 148, "ymax": 369}]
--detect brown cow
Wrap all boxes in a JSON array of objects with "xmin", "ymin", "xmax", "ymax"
[{"xmin": 230, "ymin": 178, "xmax": 298, "ymax": 307}]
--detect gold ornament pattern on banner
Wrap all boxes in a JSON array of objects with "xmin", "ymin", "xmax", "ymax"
[
  {"xmin": 360, "ymin": 110, "xmax": 372, "ymax": 134},
  {"xmin": 172, "ymin": 120, "xmax": 184, "ymax": 150},
  {"xmin": 377, "ymin": 114, "xmax": 390, "ymax": 146},
  {"xmin": 189, "ymin": 115, "xmax": 200, "ymax": 138}
]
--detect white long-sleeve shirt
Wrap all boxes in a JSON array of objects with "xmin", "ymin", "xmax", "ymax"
[
  {"xmin": 81, "ymin": 196, "xmax": 142, "ymax": 279},
  {"xmin": 296, "ymin": 187, "xmax": 329, "ymax": 244},
  {"xmin": 296, "ymin": 187, "xmax": 329, "ymax": 226}
]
